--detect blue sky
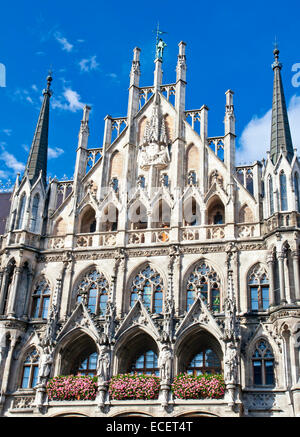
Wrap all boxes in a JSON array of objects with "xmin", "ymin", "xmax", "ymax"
[{"xmin": 1, "ymin": 0, "xmax": 300, "ymax": 184}]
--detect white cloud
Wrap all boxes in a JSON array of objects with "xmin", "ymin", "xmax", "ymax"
[
  {"xmin": 0, "ymin": 169, "xmax": 9, "ymax": 179},
  {"xmin": 48, "ymin": 147, "xmax": 64, "ymax": 159},
  {"xmin": 0, "ymin": 149, "xmax": 25, "ymax": 173},
  {"xmin": 54, "ymin": 32, "xmax": 73, "ymax": 52},
  {"xmin": 237, "ymin": 94, "xmax": 300, "ymax": 164},
  {"xmin": 79, "ymin": 56, "xmax": 99, "ymax": 72},
  {"xmin": 32, "ymin": 84, "xmax": 38, "ymax": 92},
  {"xmin": 52, "ymin": 88, "xmax": 85, "ymax": 112},
  {"xmin": 2, "ymin": 129, "xmax": 12, "ymax": 136}
]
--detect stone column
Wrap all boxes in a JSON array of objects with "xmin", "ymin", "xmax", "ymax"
[
  {"xmin": 23, "ymin": 270, "xmax": 34, "ymax": 319},
  {"xmin": 0, "ymin": 268, "xmax": 9, "ymax": 315},
  {"xmin": 277, "ymin": 252, "xmax": 286, "ymax": 303},
  {"xmin": 7, "ymin": 266, "xmax": 23, "ymax": 318},
  {"xmin": 267, "ymin": 255, "xmax": 276, "ymax": 307},
  {"xmin": 292, "ymin": 251, "xmax": 300, "ymax": 303},
  {"xmin": 0, "ymin": 333, "xmax": 18, "ymax": 411}
]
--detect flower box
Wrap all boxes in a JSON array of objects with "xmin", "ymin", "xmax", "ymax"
[
  {"xmin": 171, "ymin": 373, "xmax": 225, "ymax": 399},
  {"xmin": 109, "ymin": 374, "xmax": 160, "ymax": 400},
  {"xmin": 47, "ymin": 375, "xmax": 98, "ymax": 401}
]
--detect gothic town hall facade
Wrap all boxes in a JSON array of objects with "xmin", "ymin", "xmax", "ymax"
[{"xmin": 0, "ymin": 42, "xmax": 300, "ymax": 418}]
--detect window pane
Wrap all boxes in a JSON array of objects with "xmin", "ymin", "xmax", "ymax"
[
  {"xmin": 130, "ymin": 292, "xmax": 138, "ymax": 307},
  {"xmin": 42, "ymin": 297, "xmax": 50, "ymax": 319},
  {"xmin": 32, "ymin": 298, "xmax": 40, "ymax": 318},
  {"xmin": 251, "ymin": 287, "xmax": 259, "ymax": 310},
  {"xmin": 253, "ymin": 360, "xmax": 262, "ymax": 385},
  {"xmin": 265, "ymin": 360, "xmax": 274, "ymax": 385},
  {"xmin": 22, "ymin": 367, "xmax": 30, "ymax": 388},
  {"xmin": 262, "ymin": 286, "xmax": 269, "ymax": 310},
  {"xmin": 32, "ymin": 366, "xmax": 39, "ymax": 387},
  {"xmin": 154, "ymin": 292, "xmax": 163, "ymax": 313},
  {"xmin": 99, "ymin": 294, "xmax": 107, "ymax": 315},
  {"xmin": 89, "ymin": 353, "xmax": 98, "ymax": 369}
]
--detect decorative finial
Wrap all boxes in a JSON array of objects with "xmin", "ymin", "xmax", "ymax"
[
  {"xmin": 43, "ymin": 69, "xmax": 53, "ymax": 96},
  {"xmin": 153, "ymin": 22, "xmax": 167, "ymax": 61},
  {"xmin": 272, "ymin": 39, "xmax": 282, "ymax": 70}
]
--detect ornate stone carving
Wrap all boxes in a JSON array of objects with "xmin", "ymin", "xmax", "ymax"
[
  {"xmin": 138, "ymin": 98, "xmax": 170, "ymax": 170},
  {"xmin": 158, "ymin": 345, "xmax": 172, "ymax": 383}
]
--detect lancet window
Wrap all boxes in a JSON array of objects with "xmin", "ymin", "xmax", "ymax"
[
  {"xmin": 130, "ymin": 265, "xmax": 164, "ymax": 313},
  {"xmin": 31, "ymin": 278, "xmax": 51, "ymax": 319},
  {"xmin": 248, "ymin": 264, "xmax": 270, "ymax": 311},
  {"xmin": 76, "ymin": 269, "xmax": 109, "ymax": 316},
  {"xmin": 186, "ymin": 262, "xmax": 220, "ymax": 312},
  {"xmin": 21, "ymin": 349, "xmax": 39, "ymax": 389},
  {"xmin": 252, "ymin": 339, "xmax": 275, "ymax": 386}
]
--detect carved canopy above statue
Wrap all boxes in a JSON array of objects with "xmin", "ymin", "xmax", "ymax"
[{"xmin": 138, "ymin": 96, "xmax": 170, "ymax": 170}]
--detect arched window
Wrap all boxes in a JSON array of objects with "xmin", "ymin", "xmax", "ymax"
[
  {"xmin": 248, "ymin": 264, "xmax": 270, "ymax": 311},
  {"xmin": 21, "ymin": 349, "xmax": 39, "ymax": 389},
  {"xmin": 77, "ymin": 352, "xmax": 98, "ymax": 377},
  {"xmin": 186, "ymin": 262, "xmax": 220, "ymax": 312},
  {"xmin": 80, "ymin": 206, "xmax": 96, "ymax": 233},
  {"xmin": 183, "ymin": 197, "xmax": 200, "ymax": 226},
  {"xmin": 268, "ymin": 175, "xmax": 274, "ymax": 215},
  {"xmin": 30, "ymin": 194, "xmax": 40, "ymax": 232},
  {"xmin": 130, "ymin": 265, "xmax": 164, "ymax": 313},
  {"xmin": 76, "ymin": 269, "xmax": 109, "ymax": 316},
  {"xmin": 17, "ymin": 194, "xmax": 26, "ymax": 229},
  {"xmin": 31, "ymin": 279, "xmax": 51, "ymax": 319},
  {"xmin": 280, "ymin": 171, "xmax": 288, "ymax": 211},
  {"xmin": 252, "ymin": 340, "xmax": 275, "ymax": 386},
  {"xmin": 294, "ymin": 172, "xmax": 300, "ymax": 212},
  {"xmin": 130, "ymin": 350, "xmax": 159, "ymax": 376},
  {"xmin": 187, "ymin": 348, "xmax": 221, "ymax": 375}
]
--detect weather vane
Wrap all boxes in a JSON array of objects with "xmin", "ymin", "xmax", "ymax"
[{"xmin": 153, "ymin": 22, "xmax": 167, "ymax": 61}]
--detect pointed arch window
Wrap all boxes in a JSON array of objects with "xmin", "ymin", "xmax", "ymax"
[
  {"xmin": 268, "ymin": 175, "xmax": 274, "ymax": 216},
  {"xmin": 130, "ymin": 350, "xmax": 159, "ymax": 376},
  {"xmin": 77, "ymin": 352, "xmax": 98, "ymax": 377},
  {"xmin": 31, "ymin": 279, "xmax": 51, "ymax": 319},
  {"xmin": 130, "ymin": 265, "xmax": 164, "ymax": 313},
  {"xmin": 280, "ymin": 171, "xmax": 288, "ymax": 211},
  {"xmin": 294, "ymin": 172, "xmax": 300, "ymax": 213},
  {"xmin": 252, "ymin": 340, "xmax": 275, "ymax": 386},
  {"xmin": 21, "ymin": 349, "xmax": 39, "ymax": 389},
  {"xmin": 187, "ymin": 348, "xmax": 221, "ymax": 376},
  {"xmin": 186, "ymin": 262, "xmax": 220, "ymax": 312},
  {"xmin": 30, "ymin": 194, "xmax": 40, "ymax": 232},
  {"xmin": 17, "ymin": 194, "xmax": 26, "ymax": 229},
  {"xmin": 76, "ymin": 269, "xmax": 109, "ymax": 316},
  {"xmin": 248, "ymin": 264, "xmax": 270, "ymax": 311}
]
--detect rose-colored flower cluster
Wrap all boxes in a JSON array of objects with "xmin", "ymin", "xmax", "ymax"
[
  {"xmin": 171, "ymin": 373, "xmax": 225, "ymax": 399},
  {"xmin": 47, "ymin": 375, "xmax": 98, "ymax": 401},
  {"xmin": 109, "ymin": 373, "xmax": 160, "ymax": 400}
]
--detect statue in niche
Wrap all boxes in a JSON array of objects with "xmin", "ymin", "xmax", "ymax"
[
  {"xmin": 97, "ymin": 345, "xmax": 110, "ymax": 383},
  {"xmin": 38, "ymin": 345, "xmax": 53, "ymax": 386},
  {"xmin": 138, "ymin": 98, "xmax": 170, "ymax": 171}
]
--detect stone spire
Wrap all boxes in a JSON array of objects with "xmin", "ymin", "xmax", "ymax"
[
  {"xmin": 270, "ymin": 47, "xmax": 293, "ymax": 164},
  {"xmin": 25, "ymin": 73, "xmax": 53, "ymax": 186}
]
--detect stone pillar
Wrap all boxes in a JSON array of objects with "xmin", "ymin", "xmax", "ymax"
[
  {"xmin": 175, "ymin": 41, "xmax": 186, "ymax": 114},
  {"xmin": 7, "ymin": 266, "xmax": 23, "ymax": 318},
  {"xmin": 23, "ymin": 270, "xmax": 34, "ymax": 319},
  {"xmin": 292, "ymin": 251, "xmax": 300, "ymax": 303},
  {"xmin": 267, "ymin": 255, "xmax": 276, "ymax": 307},
  {"xmin": 277, "ymin": 252, "xmax": 287, "ymax": 303},
  {"xmin": 0, "ymin": 333, "xmax": 18, "ymax": 411}
]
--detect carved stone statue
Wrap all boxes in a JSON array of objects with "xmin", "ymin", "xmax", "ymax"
[
  {"xmin": 97, "ymin": 345, "xmax": 110, "ymax": 383},
  {"xmin": 38, "ymin": 346, "xmax": 53, "ymax": 385},
  {"xmin": 158, "ymin": 345, "xmax": 172, "ymax": 382},
  {"xmin": 224, "ymin": 342, "xmax": 238, "ymax": 384}
]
